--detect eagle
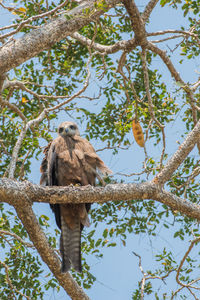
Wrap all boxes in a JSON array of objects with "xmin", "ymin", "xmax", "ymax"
[{"xmin": 40, "ymin": 121, "xmax": 111, "ymax": 273}]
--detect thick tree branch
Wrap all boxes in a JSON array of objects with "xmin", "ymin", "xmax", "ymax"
[
  {"xmin": 0, "ymin": 0, "xmax": 69, "ymax": 40},
  {"xmin": 123, "ymin": 0, "xmax": 147, "ymax": 46},
  {"xmin": 142, "ymin": 0, "xmax": 159, "ymax": 23},
  {"xmin": 154, "ymin": 118, "xmax": 200, "ymax": 185},
  {"xmin": 1, "ymin": 179, "xmax": 200, "ymax": 221},
  {"xmin": 0, "ymin": 0, "xmax": 120, "ymax": 73},
  {"xmin": 12, "ymin": 200, "xmax": 90, "ymax": 300}
]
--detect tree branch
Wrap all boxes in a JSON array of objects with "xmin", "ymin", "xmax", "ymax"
[
  {"xmin": 0, "ymin": 96, "xmax": 27, "ymax": 122},
  {"xmin": 176, "ymin": 237, "xmax": 200, "ymax": 290},
  {"xmin": 1, "ymin": 179, "xmax": 200, "ymax": 221},
  {"xmin": 147, "ymin": 41, "xmax": 200, "ymax": 154},
  {"xmin": 70, "ymin": 32, "xmax": 136, "ymax": 54},
  {"xmin": 123, "ymin": 0, "xmax": 147, "ymax": 46},
  {"xmin": 0, "ymin": 0, "xmax": 120, "ymax": 73},
  {"xmin": 0, "ymin": 0, "xmax": 69, "ymax": 40},
  {"xmin": 12, "ymin": 199, "xmax": 90, "ymax": 300},
  {"xmin": 154, "ymin": 118, "xmax": 200, "ymax": 185},
  {"xmin": 141, "ymin": 49, "xmax": 165, "ymax": 168},
  {"xmin": 142, "ymin": 0, "xmax": 159, "ymax": 23}
]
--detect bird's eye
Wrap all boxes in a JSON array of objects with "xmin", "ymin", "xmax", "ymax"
[
  {"xmin": 59, "ymin": 127, "xmax": 64, "ymax": 133},
  {"xmin": 70, "ymin": 125, "xmax": 75, "ymax": 130}
]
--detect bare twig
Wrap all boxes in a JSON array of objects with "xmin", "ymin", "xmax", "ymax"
[
  {"xmin": 151, "ymin": 34, "xmax": 184, "ymax": 44},
  {"xmin": 132, "ymin": 251, "xmax": 174, "ymax": 299},
  {"xmin": 141, "ymin": 49, "xmax": 165, "ymax": 168},
  {"xmin": 0, "ymin": 230, "xmax": 34, "ymax": 248},
  {"xmin": 147, "ymin": 29, "xmax": 199, "ymax": 40},
  {"xmin": 96, "ymin": 145, "xmax": 130, "ymax": 152},
  {"xmin": 132, "ymin": 252, "xmax": 146, "ymax": 300},
  {"xmin": 176, "ymin": 237, "xmax": 200, "ymax": 289},
  {"xmin": 0, "ymin": 96, "xmax": 27, "ymax": 122}
]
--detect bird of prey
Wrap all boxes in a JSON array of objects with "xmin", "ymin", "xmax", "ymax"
[{"xmin": 40, "ymin": 121, "xmax": 111, "ymax": 273}]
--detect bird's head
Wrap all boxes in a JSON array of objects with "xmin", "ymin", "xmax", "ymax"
[{"xmin": 58, "ymin": 121, "xmax": 80, "ymax": 137}]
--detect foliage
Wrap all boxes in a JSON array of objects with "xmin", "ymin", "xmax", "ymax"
[{"xmin": 0, "ymin": 0, "xmax": 200, "ymax": 299}]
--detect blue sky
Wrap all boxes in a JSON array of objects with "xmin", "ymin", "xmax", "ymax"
[{"xmin": 0, "ymin": 0, "xmax": 200, "ymax": 299}]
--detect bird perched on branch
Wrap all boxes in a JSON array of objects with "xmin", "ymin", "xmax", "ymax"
[{"xmin": 40, "ymin": 121, "xmax": 111, "ymax": 273}]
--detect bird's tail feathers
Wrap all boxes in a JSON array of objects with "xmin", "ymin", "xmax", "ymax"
[{"xmin": 60, "ymin": 215, "xmax": 82, "ymax": 273}]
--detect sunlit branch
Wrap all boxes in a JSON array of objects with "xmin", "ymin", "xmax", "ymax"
[
  {"xmin": 4, "ymin": 79, "xmax": 71, "ymax": 100},
  {"xmin": 147, "ymin": 41, "xmax": 188, "ymax": 84},
  {"xmin": 132, "ymin": 252, "xmax": 146, "ymax": 300},
  {"xmin": 151, "ymin": 34, "xmax": 184, "ymax": 44},
  {"xmin": 0, "ymin": 0, "xmax": 70, "ymax": 41},
  {"xmin": 142, "ymin": 0, "xmax": 159, "ymax": 23},
  {"xmin": 0, "ymin": 0, "xmax": 121, "ymax": 73},
  {"xmin": 147, "ymin": 29, "xmax": 199, "ymax": 39},
  {"xmin": 70, "ymin": 32, "xmax": 136, "ymax": 54},
  {"xmin": 1, "ymin": 179, "xmax": 200, "ymax": 222},
  {"xmin": 123, "ymin": 0, "xmax": 147, "ymax": 46},
  {"xmin": 154, "ymin": 118, "xmax": 200, "ymax": 185},
  {"xmin": 8, "ymin": 125, "xmax": 27, "ymax": 179},
  {"xmin": 191, "ymin": 79, "xmax": 200, "ymax": 92}
]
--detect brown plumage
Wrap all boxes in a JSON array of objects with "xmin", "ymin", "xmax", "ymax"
[{"xmin": 40, "ymin": 121, "xmax": 111, "ymax": 272}]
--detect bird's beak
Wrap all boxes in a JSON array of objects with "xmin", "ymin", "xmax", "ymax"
[{"xmin": 65, "ymin": 128, "xmax": 69, "ymax": 134}]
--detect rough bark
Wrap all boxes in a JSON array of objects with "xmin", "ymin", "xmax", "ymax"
[
  {"xmin": 1, "ymin": 178, "xmax": 200, "ymax": 221},
  {"xmin": 13, "ymin": 200, "xmax": 90, "ymax": 300},
  {"xmin": 123, "ymin": 0, "xmax": 147, "ymax": 47},
  {"xmin": 0, "ymin": 0, "xmax": 120, "ymax": 74},
  {"xmin": 154, "ymin": 118, "xmax": 200, "ymax": 185}
]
